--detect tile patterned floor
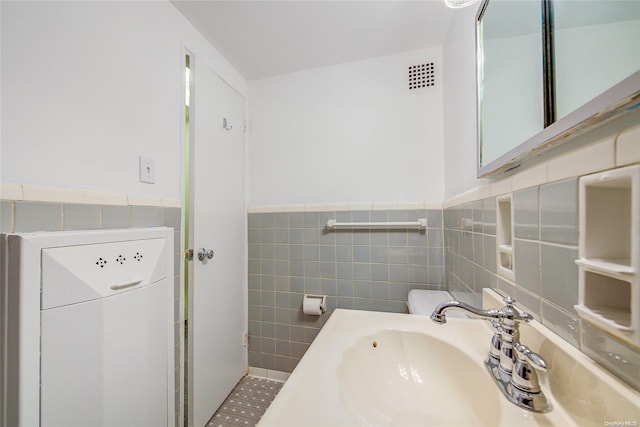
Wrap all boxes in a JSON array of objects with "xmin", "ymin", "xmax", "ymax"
[{"xmin": 206, "ymin": 376, "xmax": 284, "ymax": 427}]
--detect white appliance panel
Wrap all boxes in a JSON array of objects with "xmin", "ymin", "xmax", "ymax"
[
  {"xmin": 0, "ymin": 228, "xmax": 175, "ymax": 427},
  {"xmin": 40, "ymin": 279, "xmax": 169, "ymax": 427},
  {"xmin": 41, "ymin": 237, "xmax": 168, "ymax": 309}
]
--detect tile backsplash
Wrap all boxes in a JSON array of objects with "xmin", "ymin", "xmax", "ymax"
[
  {"xmin": 248, "ymin": 208, "xmax": 444, "ymax": 372},
  {"xmin": 445, "ymin": 174, "xmax": 639, "ymax": 391}
]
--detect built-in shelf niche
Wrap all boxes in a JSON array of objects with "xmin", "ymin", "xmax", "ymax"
[
  {"xmin": 496, "ymin": 194, "xmax": 514, "ymax": 281},
  {"xmin": 584, "ymin": 179, "xmax": 632, "ymax": 267},
  {"xmin": 575, "ymin": 165, "xmax": 639, "ymax": 346},
  {"xmin": 579, "ymin": 271, "xmax": 631, "ymax": 329}
]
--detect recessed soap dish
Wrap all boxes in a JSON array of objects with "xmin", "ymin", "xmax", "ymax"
[
  {"xmin": 496, "ymin": 194, "xmax": 514, "ymax": 281},
  {"xmin": 576, "ymin": 165, "xmax": 639, "ymax": 346}
]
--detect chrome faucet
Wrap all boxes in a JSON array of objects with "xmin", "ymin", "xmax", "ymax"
[
  {"xmin": 431, "ymin": 296, "xmax": 551, "ymax": 413},
  {"xmin": 429, "ymin": 299, "xmax": 502, "ymax": 324}
]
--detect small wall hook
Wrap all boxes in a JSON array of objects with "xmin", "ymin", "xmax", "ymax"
[{"xmin": 222, "ymin": 118, "xmax": 233, "ymax": 130}]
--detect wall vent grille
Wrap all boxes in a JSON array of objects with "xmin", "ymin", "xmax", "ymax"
[{"xmin": 408, "ymin": 62, "xmax": 435, "ymax": 90}]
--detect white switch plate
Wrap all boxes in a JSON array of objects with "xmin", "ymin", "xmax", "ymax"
[{"xmin": 139, "ymin": 156, "xmax": 155, "ymax": 184}]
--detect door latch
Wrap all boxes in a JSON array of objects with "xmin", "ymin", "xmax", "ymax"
[{"xmin": 185, "ymin": 249, "xmax": 194, "ymax": 261}]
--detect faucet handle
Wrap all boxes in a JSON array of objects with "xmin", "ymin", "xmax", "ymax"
[
  {"xmin": 517, "ymin": 305, "xmax": 534, "ymax": 321},
  {"xmin": 502, "ymin": 296, "xmax": 516, "ymax": 305},
  {"xmin": 514, "ymin": 343, "xmax": 547, "ymax": 372},
  {"xmin": 500, "ymin": 296, "xmax": 533, "ymax": 323},
  {"xmin": 511, "ymin": 343, "xmax": 546, "ymax": 394},
  {"xmin": 510, "ymin": 342, "xmax": 552, "ymax": 412}
]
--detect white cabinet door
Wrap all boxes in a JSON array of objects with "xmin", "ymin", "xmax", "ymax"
[{"xmin": 41, "ymin": 281, "xmax": 170, "ymax": 427}]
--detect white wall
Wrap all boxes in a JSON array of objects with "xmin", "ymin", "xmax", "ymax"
[
  {"xmin": 1, "ymin": 1, "xmax": 246, "ymax": 199},
  {"xmin": 442, "ymin": 4, "xmax": 487, "ymax": 199},
  {"xmin": 247, "ymin": 49, "xmax": 445, "ymax": 206}
]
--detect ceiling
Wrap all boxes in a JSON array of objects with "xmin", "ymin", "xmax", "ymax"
[{"xmin": 171, "ymin": 1, "xmax": 455, "ymax": 81}]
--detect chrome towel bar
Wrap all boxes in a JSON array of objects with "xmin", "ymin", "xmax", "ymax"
[{"xmin": 325, "ymin": 218, "xmax": 427, "ymax": 231}]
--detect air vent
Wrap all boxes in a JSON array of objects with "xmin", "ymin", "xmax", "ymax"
[{"xmin": 408, "ymin": 62, "xmax": 435, "ymax": 91}]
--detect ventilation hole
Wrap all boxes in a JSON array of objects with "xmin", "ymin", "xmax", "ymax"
[
  {"xmin": 134, "ymin": 252, "xmax": 143, "ymax": 261},
  {"xmin": 408, "ymin": 62, "xmax": 435, "ymax": 90},
  {"xmin": 96, "ymin": 257, "xmax": 107, "ymax": 268},
  {"xmin": 116, "ymin": 254, "xmax": 126, "ymax": 264}
]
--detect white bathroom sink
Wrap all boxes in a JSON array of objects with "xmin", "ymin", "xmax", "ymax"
[
  {"xmin": 259, "ymin": 295, "xmax": 639, "ymax": 427},
  {"xmin": 259, "ymin": 310, "xmax": 577, "ymax": 427},
  {"xmin": 337, "ymin": 329, "xmax": 500, "ymax": 426}
]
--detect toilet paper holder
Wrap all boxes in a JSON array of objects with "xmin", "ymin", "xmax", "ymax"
[{"xmin": 303, "ymin": 294, "xmax": 327, "ymax": 315}]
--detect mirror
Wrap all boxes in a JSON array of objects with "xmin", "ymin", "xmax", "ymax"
[
  {"xmin": 477, "ymin": 0, "xmax": 640, "ymax": 177},
  {"xmin": 554, "ymin": 1, "xmax": 640, "ymax": 120},
  {"xmin": 477, "ymin": 0, "xmax": 544, "ymax": 168}
]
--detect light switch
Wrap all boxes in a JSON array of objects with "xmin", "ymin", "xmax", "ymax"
[{"xmin": 139, "ymin": 156, "xmax": 155, "ymax": 184}]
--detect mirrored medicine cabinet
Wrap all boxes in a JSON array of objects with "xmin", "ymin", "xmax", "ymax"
[{"xmin": 477, "ymin": 0, "xmax": 640, "ymax": 177}]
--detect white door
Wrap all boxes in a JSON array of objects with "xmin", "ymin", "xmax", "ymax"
[{"xmin": 188, "ymin": 56, "xmax": 246, "ymax": 427}]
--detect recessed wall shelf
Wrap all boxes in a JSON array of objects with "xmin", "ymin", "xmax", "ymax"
[
  {"xmin": 575, "ymin": 165, "xmax": 640, "ymax": 346},
  {"xmin": 496, "ymin": 194, "xmax": 514, "ymax": 281},
  {"xmin": 574, "ymin": 259, "xmax": 634, "ymax": 277}
]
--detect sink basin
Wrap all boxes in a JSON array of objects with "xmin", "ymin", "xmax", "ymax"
[
  {"xmin": 337, "ymin": 329, "xmax": 501, "ymax": 426},
  {"xmin": 258, "ymin": 301, "xmax": 638, "ymax": 427}
]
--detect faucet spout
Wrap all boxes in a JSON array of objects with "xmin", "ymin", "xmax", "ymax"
[
  {"xmin": 430, "ymin": 300, "xmax": 501, "ymax": 324},
  {"xmin": 428, "ymin": 295, "xmax": 550, "ymax": 413}
]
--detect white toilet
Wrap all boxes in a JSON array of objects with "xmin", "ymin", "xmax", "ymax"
[{"xmin": 407, "ymin": 289, "xmax": 466, "ymax": 318}]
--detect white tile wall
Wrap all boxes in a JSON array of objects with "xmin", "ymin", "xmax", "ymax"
[
  {"xmin": 22, "ymin": 184, "xmax": 85, "ymax": 203},
  {"xmin": 248, "ymin": 202, "xmax": 442, "ymax": 213},
  {"xmin": 0, "ymin": 183, "xmax": 23, "ymax": 200},
  {"xmin": 512, "ymin": 163, "xmax": 548, "ymax": 191},
  {"xmin": 128, "ymin": 194, "xmax": 164, "ymax": 207},
  {"xmin": 617, "ymin": 124, "xmax": 640, "ymax": 166},
  {"xmin": 0, "ymin": 183, "xmax": 179, "ymax": 209},
  {"xmin": 547, "ymin": 136, "xmax": 616, "ymax": 182},
  {"xmin": 84, "ymin": 190, "xmax": 128, "ymax": 206}
]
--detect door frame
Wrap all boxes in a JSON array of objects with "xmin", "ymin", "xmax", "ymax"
[{"xmin": 177, "ymin": 45, "xmax": 193, "ymax": 427}]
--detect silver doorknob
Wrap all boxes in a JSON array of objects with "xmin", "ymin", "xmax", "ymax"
[{"xmin": 197, "ymin": 248, "xmax": 214, "ymax": 261}]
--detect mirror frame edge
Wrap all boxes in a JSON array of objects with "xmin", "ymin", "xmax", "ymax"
[
  {"xmin": 478, "ymin": 70, "xmax": 640, "ymax": 178},
  {"xmin": 475, "ymin": 0, "xmax": 489, "ymax": 177}
]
